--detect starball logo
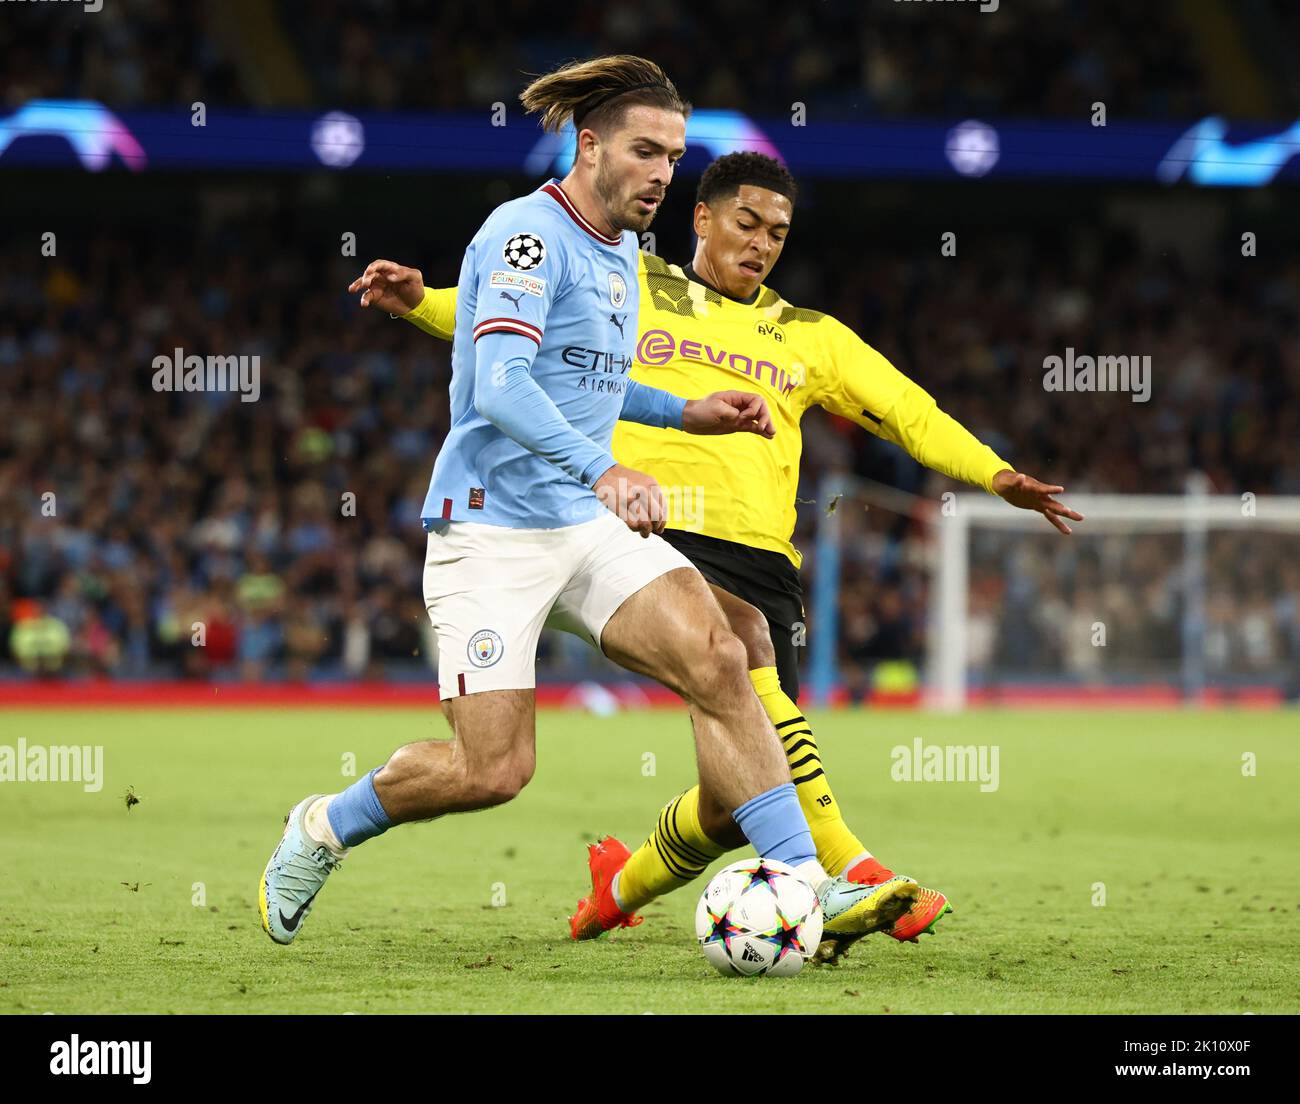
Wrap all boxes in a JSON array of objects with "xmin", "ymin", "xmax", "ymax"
[{"xmin": 636, "ymin": 330, "xmax": 802, "ymax": 397}]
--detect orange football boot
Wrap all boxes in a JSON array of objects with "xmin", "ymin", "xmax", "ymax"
[
  {"xmin": 815, "ymin": 859, "xmax": 954, "ymax": 963},
  {"xmin": 887, "ymin": 884, "xmax": 953, "ymax": 943},
  {"xmin": 843, "ymin": 857, "xmax": 953, "ymax": 943},
  {"xmin": 568, "ymin": 836, "xmax": 645, "ymax": 940}
]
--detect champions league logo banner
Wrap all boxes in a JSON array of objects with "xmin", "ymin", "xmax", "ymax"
[{"xmin": 4, "ymin": 99, "xmax": 1300, "ymax": 185}]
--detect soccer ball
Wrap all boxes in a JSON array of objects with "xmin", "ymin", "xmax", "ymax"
[{"xmin": 695, "ymin": 858, "xmax": 823, "ymax": 977}]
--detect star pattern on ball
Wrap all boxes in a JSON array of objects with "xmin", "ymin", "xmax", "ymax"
[
  {"xmin": 744, "ymin": 862, "xmax": 780, "ymax": 890},
  {"xmin": 760, "ymin": 907, "xmax": 809, "ymax": 964},
  {"xmin": 702, "ymin": 905, "xmax": 743, "ymax": 951}
]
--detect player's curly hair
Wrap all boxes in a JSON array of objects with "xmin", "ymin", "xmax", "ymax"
[
  {"xmin": 519, "ymin": 55, "xmax": 691, "ymax": 136},
  {"xmin": 697, "ymin": 152, "xmax": 798, "ymax": 207}
]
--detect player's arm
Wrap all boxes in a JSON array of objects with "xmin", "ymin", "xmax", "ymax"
[
  {"xmin": 474, "ymin": 334, "xmax": 681, "ymax": 536},
  {"xmin": 354, "ymin": 268, "xmax": 665, "ymax": 534},
  {"xmin": 818, "ymin": 319, "xmax": 1082, "ymax": 534},
  {"xmin": 465, "ymin": 237, "xmax": 616, "ymax": 486},
  {"xmin": 346, "ymin": 260, "xmax": 456, "ymax": 333},
  {"xmin": 621, "ymin": 381, "xmax": 775, "ymax": 437},
  {"xmin": 402, "ymin": 285, "xmax": 456, "ymax": 339},
  {"xmin": 471, "ymin": 331, "xmax": 616, "ymax": 484},
  {"xmin": 346, "ymin": 243, "xmax": 613, "ymax": 481},
  {"xmin": 381, "ymin": 285, "xmax": 776, "ymax": 440},
  {"xmin": 467, "ymin": 231, "xmax": 673, "ymax": 536}
]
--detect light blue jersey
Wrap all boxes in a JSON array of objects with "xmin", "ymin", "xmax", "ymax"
[{"xmin": 421, "ymin": 179, "xmax": 684, "ymax": 530}]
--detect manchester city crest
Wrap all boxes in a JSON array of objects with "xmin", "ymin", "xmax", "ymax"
[
  {"xmin": 467, "ymin": 629, "xmax": 504, "ymax": 668},
  {"xmin": 608, "ymin": 272, "xmax": 627, "ymax": 309}
]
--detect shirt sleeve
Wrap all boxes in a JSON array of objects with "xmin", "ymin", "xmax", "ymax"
[
  {"xmin": 814, "ymin": 317, "xmax": 1011, "ymax": 494},
  {"xmin": 620, "ymin": 379, "xmax": 687, "ymax": 429},
  {"xmin": 472, "ymin": 329, "xmax": 617, "ymax": 487},
  {"xmin": 470, "ymin": 226, "xmax": 557, "ymax": 347},
  {"xmin": 399, "ymin": 286, "xmax": 457, "ymax": 339}
]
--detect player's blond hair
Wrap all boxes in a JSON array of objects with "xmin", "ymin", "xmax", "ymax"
[{"xmin": 519, "ymin": 55, "xmax": 690, "ymax": 135}]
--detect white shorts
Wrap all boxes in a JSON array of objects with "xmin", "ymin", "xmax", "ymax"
[{"xmin": 421, "ymin": 510, "xmax": 695, "ymax": 699}]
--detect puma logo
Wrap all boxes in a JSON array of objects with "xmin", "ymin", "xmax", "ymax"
[
  {"xmin": 499, "ymin": 291, "xmax": 524, "ymax": 311},
  {"xmin": 609, "ymin": 312, "xmax": 626, "ymax": 337}
]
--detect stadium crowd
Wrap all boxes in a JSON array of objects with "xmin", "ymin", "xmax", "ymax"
[
  {"xmin": 1, "ymin": 0, "xmax": 1232, "ymax": 119},
  {"xmin": 3, "ymin": 211, "xmax": 1298, "ymax": 687}
]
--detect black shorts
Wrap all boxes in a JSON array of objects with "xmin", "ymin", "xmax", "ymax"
[{"xmin": 660, "ymin": 529, "xmax": 806, "ymax": 702}]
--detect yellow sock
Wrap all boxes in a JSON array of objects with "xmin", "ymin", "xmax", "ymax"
[
  {"xmin": 615, "ymin": 787, "xmax": 727, "ymax": 911},
  {"xmin": 749, "ymin": 666, "xmax": 869, "ymax": 877}
]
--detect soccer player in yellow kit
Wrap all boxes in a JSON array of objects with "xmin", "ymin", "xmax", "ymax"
[{"xmin": 351, "ymin": 152, "xmax": 1081, "ymax": 961}]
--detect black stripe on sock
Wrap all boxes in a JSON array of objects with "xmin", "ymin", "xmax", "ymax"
[
  {"xmin": 788, "ymin": 752, "xmax": 822, "ymax": 772},
  {"xmin": 661, "ymin": 848, "xmax": 706, "ymax": 880},
  {"xmin": 784, "ymin": 738, "xmax": 815, "ymax": 757},
  {"xmin": 651, "ymin": 832, "xmax": 695, "ymax": 881},
  {"xmin": 792, "ymin": 767, "xmax": 826, "ymax": 785},
  {"xmin": 780, "ymin": 728, "xmax": 813, "ymax": 744},
  {"xmin": 774, "ymin": 716, "xmax": 807, "ymax": 729},
  {"xmin": 665, "ymin": 801, "xmax": 715, "ymax": 866},
  {"xmin": 660, "ymin": 818, "xmax": 711, "ymax": 872}
]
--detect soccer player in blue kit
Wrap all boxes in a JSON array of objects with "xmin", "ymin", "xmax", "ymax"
[{"xmin": 260, "ymin": 55, "xmax": 917, "ymax": 946}]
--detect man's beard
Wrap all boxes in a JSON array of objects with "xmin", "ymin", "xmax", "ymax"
[{"xmin": 595, "ymin": 158, "xmax": 658, "ymax": 233}]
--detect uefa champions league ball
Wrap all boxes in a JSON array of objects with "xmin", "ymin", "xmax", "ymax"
[{"xmin": 695, "ymin": 858, "xmax": 823, "ymax": 977}]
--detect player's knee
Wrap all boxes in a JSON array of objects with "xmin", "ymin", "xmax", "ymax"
[
  {"xmin": 680, "ymin": 623, "xmax": 750, "ymax": 704},
  {"xmin": 726, "ymin": 602, "xmax": 777, "ymax": 669},
  {"xmin": 471, "ymin": 755, "xmax": 534, "ymax": 807}
]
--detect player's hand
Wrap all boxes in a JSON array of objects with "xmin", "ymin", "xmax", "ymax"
[
  {"xmin": 348, "ymin": 259, "xmax": 425, "ymax": 314},
  {"xmin": 593, "ymin": 464, "xmax": 667, "ymax": 538},
  {"xmin": 992, "ymin": 470, "xmax": 1085, "ymax": 535},
  {"xmin": 682, "ymin": 391, "xmax": 775, "ymax": 438}
]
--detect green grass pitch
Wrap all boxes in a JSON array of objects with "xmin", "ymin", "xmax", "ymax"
[{"xmin": 1, "ymin": 707, "xmax": 1296, "ymax": 1014}]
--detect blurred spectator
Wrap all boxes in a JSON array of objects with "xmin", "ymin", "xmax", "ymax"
[
  {"xmin": 3, "ymin": 0, "xmax": 1260, "ymax": 119},
  {"xmin": 2, "ymin": 195, "xmax": 1298, "ymax": 684}
]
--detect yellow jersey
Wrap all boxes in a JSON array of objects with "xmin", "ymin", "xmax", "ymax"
[{"xmin": 406, "ymin": 251, "xmax": 1009, "ymax": 567}]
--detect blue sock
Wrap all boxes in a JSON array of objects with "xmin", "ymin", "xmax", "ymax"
[
  {"xmin": 326, "ymin": 768, "xmax": 393, "ymax": 848},
  {"xmin": 732, "ymin": 782, "xmax": 816, "ymax": 869}
]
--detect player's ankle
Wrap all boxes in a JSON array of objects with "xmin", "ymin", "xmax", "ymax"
[
  {"xmin": 304, "ymin": 795, "xmax": 347, "ymax": 856},
  {"xmin": 609, "ymin": 870, "xmax": 629, "ymax": 914},
  {"xmin": 843, "ymin": 854, "xmax": 893, "ymax": 885}
]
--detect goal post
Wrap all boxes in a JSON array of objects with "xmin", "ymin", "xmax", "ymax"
[{"xmin": 807, "ymin": 477, "xmax": 1300, "ymax": 710}]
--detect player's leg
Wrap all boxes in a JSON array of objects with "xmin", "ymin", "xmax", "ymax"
[
  {"xmin": 611, "ymin": 586, "xmax": 922, "ymax": 943},
  {"xmin": 600, "ymin": 567, "xmax": 916, "ymax": 935},
  {"xmin": 551, "ymin": 516, "xmax": 913, "ymax": 939},
  {"xmin": 614, "ymin": 582, "xmax": 875, "ymax": 903},
  {"xmin": 260, "ymin": 689, "xmax": 538, "ymax": 945},
  {"xmin": 701, "ymin": 589, "xmax": 951, "ymax": 954},
  {"xmin": 259, "ymin": 521, "xmax": 556, "ymax": 945},
  {"xmin": 370, "ymin": 690, "xmax": 536, "ymax": 820},
  {"xmin": 564, "ymin": 564, "xmax": 806, "ymax": 934},
  {"xmin": 601, "ymin": 569, "xmax": 793, "ymax": 816},
  {"xmin": 703, "ymin": 584, "xmax": 879, "ymax": 878}
]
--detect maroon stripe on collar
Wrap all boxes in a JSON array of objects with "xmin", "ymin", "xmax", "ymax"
[{"xmin": 540, "ymin": 182, "xmax": 622, "ymax": 246}]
